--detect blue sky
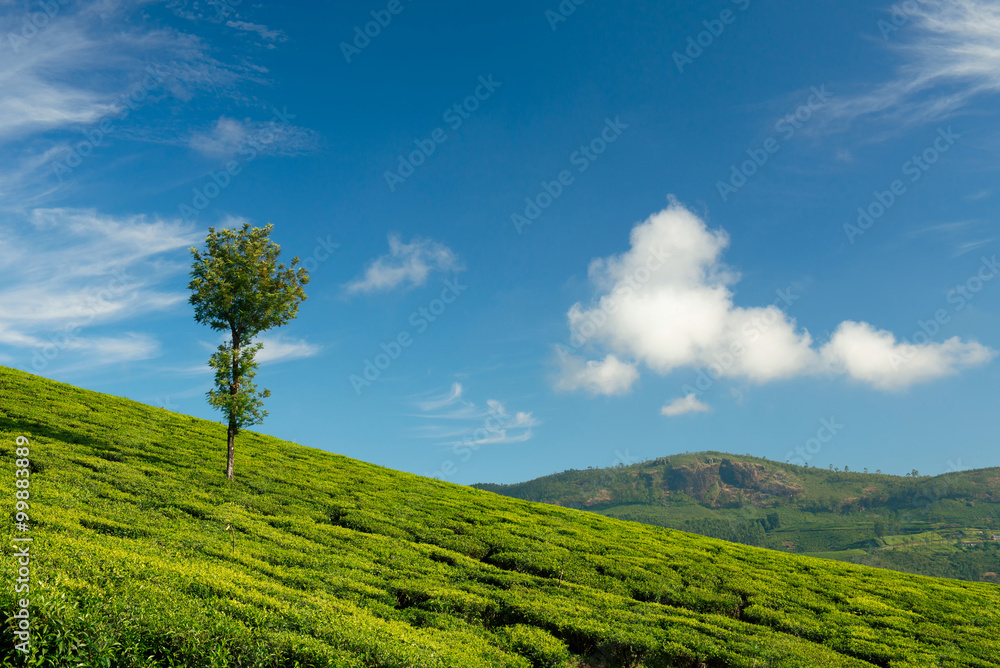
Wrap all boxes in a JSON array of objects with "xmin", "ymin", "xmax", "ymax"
[{"xmin": 2, "ymin": 0, "xmax": 999, "ymax": 484}]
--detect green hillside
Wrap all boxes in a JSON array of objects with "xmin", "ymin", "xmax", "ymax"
[
  {"xmin": 2, "ymin": 366, "xmax": 999, "ymax": 668},
  {"xmin": 474, "ymin": 452, "xmax": 1000, "ymax": 582}
]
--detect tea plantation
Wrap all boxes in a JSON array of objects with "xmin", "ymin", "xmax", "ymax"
[{"xmin": 1, "ymin": 366, "xmax": 998, "ymax": 667}]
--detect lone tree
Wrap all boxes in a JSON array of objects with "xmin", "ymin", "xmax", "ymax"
[{"xmin": 188, "ymin": 223, "xmax": 309, "ymax": 480}]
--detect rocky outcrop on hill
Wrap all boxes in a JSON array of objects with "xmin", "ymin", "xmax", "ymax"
[
  {"xmin": 666, "ymin": 463, "xmax": 721, "ymax": 497},
  {"xmin": 661, "ymin": 457, "xmax": 803, "ymax": 507}
]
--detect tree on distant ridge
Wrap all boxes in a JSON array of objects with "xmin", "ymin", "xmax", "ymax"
[{"xmin": 188, "ymin": 223, "xmax": 309, "ymax": 480}]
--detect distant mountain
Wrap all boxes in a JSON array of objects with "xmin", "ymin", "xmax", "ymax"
[{"xmin": 475, "ymin": 451, "xmax": 1000, "ymax": 582}]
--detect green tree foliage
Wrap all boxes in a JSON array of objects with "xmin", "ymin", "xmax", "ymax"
[
  {"xmin": 684, "ymin": 518, "xmax": 767, "ymax": 547},
  {"xmin": 188, "ymin": 223, "xmax": 309, "ymax": 479}
]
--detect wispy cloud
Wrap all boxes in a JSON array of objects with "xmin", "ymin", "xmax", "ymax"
[
  {"xmin": 909, "ymin": 220, "xmax": 977, "ymax": 236},
  {"xmin": 410, "ymin": 383, "xmax": 539, "ymax": 447},
  {"xmin": 0, "ymin": 208, "xmax": 199, "ymax": 371},
  {"xmin": 254, "ymin": 334, "xmax": 322, "ymax": 364},
  {"xmin": 952, "ymin": 238, "xmax": 995, "ymax": 257},
  {"xmin": 0, "ymin": 4, "xmax": 246, "ymax": 143},
  {"xmin": 906, "ymin": 220, "xmax": 994, "ymax": 257},
  {"xmin": 226, "ymin": 20, "xmax": 287, "ymax": 43},
  {"xmin": 0, "ymin": 21, "xmax": 117, "ymax": 141},
  {"xmin": 821, "ymin": 0, "xmax": 1000, "ymax": 131},
  {"xmin": 53, "ymin": 333, "xmax": 162, "ymax": 373},
  {"xmin": 413, "ymin": 382, "xmax": 464, "ymax": 411},
  {"xmin": 202, "ymin": 331, "xmax": 322, "ymax": 365},
  {"xmin": 165, "ymin": 0, "xmax": 286, "ymax": 46},
  {"xmin": 345, "ymin": 234, "xmax": 463, "ymax": 295},
  {"xmin": 0, "ymin": 145, "xmax": 69, "ymax": 204},
  {"xmin": 0, "ymin": 1, "xmax": 304, "ymax": 205},
  {"xmin": 188, "ymin": 117, "xmax": 250, "ymax": 157},
  {"xmin": 188, "ymin": 115, "xmax": 319, "ymax": 158}
]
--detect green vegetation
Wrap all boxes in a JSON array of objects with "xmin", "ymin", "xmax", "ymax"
[
  {"xmin": 188, "ymin": 222, "xmax": 310, "ymax": 480},
  {"xmin": 2, "ymin": 366, "xmax": 1000, "ymax": 667},
  {"xmin": 475, "ymin": 452, "xmax": 1000, "ymax": 583}
]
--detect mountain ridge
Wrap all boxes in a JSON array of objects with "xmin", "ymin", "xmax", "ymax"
[{"xmin": 474, "ymin": 451, "xmax": 1000, "ymax": 582}]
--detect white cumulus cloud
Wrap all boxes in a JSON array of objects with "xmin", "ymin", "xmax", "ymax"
[
  {"xmin": 820, "ymin": 321, "xmax": 995, "ymax": 390},
  {"xmin": 556, "ymin": 354, "xmax": 640, "ymax": 396},
  {"xmin": 556, "ymin": 200, "xmax": 994, "ymax": 396},
  {"xmin": 660, "ymin": 393, "xmax": 711, "ymax": 417}
]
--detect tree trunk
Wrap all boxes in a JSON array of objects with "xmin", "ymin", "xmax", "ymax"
[
  {"xmin": 227, "ymin": 329, "xmax": 240, "ymax": 480},
  {"xmin": 226, "ymin": 419, "xmax": 236, "ymax": 480}
]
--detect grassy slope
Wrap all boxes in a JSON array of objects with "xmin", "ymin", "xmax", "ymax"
[
  {"xmin": 0, "ymin": 366, "xmax": 998, "ymax": 668},
  {"xmin": 475, "ymin": 452, "xmax": 1000, "ymax": 582}
]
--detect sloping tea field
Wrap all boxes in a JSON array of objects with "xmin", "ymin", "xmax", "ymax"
[{"xmin": 1, "ymin": 366, "xmax": 999, "ymax": 667}]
